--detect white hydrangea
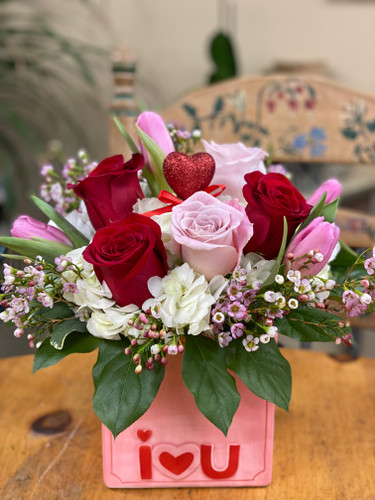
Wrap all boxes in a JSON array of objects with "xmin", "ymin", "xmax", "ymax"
[
  {"xmin": 142, "ymin": 263, "xmax": 218, "ymax": 336},
  {"xmin": 241, "ymin": 253, "xmax": 276, "ymax": 287},
  {"xmin": 87, "ymin": 304, "xmax": 139, "ymax": 340},
  {"xmin": 62, "ymin": 247, "xmax": 115, "ymax": 311}
]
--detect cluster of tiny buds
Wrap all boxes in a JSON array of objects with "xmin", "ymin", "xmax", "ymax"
[
  {"xmin": 167, "ymin": 122, "xmax": 201, "ymax": 153},
  {"xmin": 124, "ymin": 310, "xmax": 184, "ymax": 374},
  {"xmin": 286, "ymin": 248, "xmax": 324, "ymax": 268}
]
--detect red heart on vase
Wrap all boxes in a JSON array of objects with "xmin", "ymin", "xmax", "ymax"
[
  {"xmin": 152, "ymin": 443, "xmax": 200, "ymax": 479},
  {"xmin": 163, "ymin": 152, "xmax": 215, "ymax": 200},
  {"xmin": 137, "ymin": 429, "xmax": 152, "ymax": 442},
  {"xmin": 159, "ymin": 452, "xmax": 194, "ymax": 476}
]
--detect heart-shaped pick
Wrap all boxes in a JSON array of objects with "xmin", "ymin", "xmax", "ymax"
[{"xmin": 163, "ymin": 152, "xmax": 215, "ymax": 200}]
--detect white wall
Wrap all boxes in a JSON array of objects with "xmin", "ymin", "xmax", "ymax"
[{"xmin": 99, "ymin": 0, "xmax": 375, "ymax": 108}]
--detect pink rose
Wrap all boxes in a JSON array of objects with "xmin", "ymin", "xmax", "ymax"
[
  {"xmin": 284, "ymin": 216, "xmax": 340, "ymax": 276},
  {"xmin": 202, "ymin": 140, "xmax": 267, "ymax": 201},
  {"xmin": 307, "ymin": 179, "xmax": 342, "ymax": 206},
  {"xmin": 11, "ymin": 216, "xmax": 72, "ymax": 246},
  {"xmin": 170, "ymin": 191, "xmax": 253, "ymax": 280}
]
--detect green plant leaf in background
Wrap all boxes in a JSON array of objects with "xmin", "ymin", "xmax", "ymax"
[
  {"xmin": 182, "ymin": 335, "xmax": 240, "ymax": 436},
  {"xmin": 31, "ymin": 195, "xmax": 89, "ymax": 247},
  {"xmin": 33, "ymin": 332, "xmax": 101, "ymax": 373},
  {"xmin": 92, "ymin": 338, "xmax": 165, "ymax": 438},
  {"xmin": 0, "ymin": 236, "xmax": 72, "ymax": 263},
  {"xmin": 226, "ymin": 338, "xmax": 291, "ymax": 412},
  {"xmin": 208, "ymin": 32, "xmax": 237, "ymax": 84}
]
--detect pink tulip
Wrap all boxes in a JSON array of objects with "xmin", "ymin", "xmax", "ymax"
[
  {"xmin": 307, "ymin": 179, "xmax": 342, "ymax": 206},
  {"xmin": 284, "ymin": 216, "xmax": 340, "ymax": 276},
  {"xmin": 136, "ymin": 111, "xmax": 174, "ymax": 167},
  {"xmin": 11, "ymin": 216, "xmax": 72, "ymax": 246}
]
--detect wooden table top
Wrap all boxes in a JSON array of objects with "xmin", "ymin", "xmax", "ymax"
[{"xmin": 0, "ymin": 348, "xmax": 374, "ymax": 500}]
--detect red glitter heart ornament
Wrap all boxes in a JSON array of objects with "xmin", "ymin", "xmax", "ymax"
[{"xmin": 163, "ymin": 152, "xmax": 215, "ymax": 200}]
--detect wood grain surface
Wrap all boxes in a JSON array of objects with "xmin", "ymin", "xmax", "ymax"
[{"xmin": 0, "ymin": 348, "xmax": 374, "ymax": 499}]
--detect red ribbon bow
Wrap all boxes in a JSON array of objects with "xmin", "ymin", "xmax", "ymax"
[{"xmin": 142, "ymin": 185, "xmax": 226, "ymax": 217}]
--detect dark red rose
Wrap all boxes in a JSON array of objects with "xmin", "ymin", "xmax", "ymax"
[
  {"xmin": 243, "ymin": 171, "xmax": 311, "ymax": 259},
  {"xmin": 83, "ymin": 214, "xmax": 168, "ymax": 307},
  {"xmin": 69, "ymin": 154, "xmax": 144, "ymax": 230}
]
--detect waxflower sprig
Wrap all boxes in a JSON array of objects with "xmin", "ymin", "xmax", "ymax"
[{"xmin": 40, "ymin": 149, "xmax": 97, "ymax": 216}]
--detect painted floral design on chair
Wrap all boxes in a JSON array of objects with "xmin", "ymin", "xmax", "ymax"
[{"xmin": 341, "ymin": 99, "xmax": 375, "ymax": 162}]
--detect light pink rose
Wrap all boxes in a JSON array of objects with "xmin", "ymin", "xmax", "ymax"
[
  {"xmin": 202, "ymin": 140, "xmax": 267, "ymax": 201},
  {"xmin": 170, "ymin": 191, "xmax": 253, "ymax": 280}
]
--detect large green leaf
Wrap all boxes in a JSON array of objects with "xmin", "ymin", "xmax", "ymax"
[
  {"xmin": 33, "ymin": 332, "xmax": 101, "ymax": 372},
  {"xmin": 226, "ymin": 339, "xmax": 291, "ymax": 411},
  {"xmin": 182, "ymin": 335, "xmax": 240, "ymax": 436},
  {"xmin": 275, "ymin": 305, "xmax": 351, "ymax": 342},
  {"xmin": 50, "ymin": 318, "xmax": 88, "ymax": 350},
  {"xmin": 39, "ymin": 302, "xmax": 73, "ymax": 320},
  {"xmin": 0, "ymin": 236, "xmax": 72, "ymax": 263},
  {"xmin": 92, "ymin": 339, "xmax": 165, "ymax": 438},
  {"xmin": 31, "ymin": 196, "xmax": 89, "ymax": 248}
]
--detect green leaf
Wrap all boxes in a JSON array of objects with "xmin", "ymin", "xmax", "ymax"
[
  {"xmin": 0, "ymin": 236, "xmax": 72, "ymax": 263},
  {"xmin": 33, "ymin": 332, "xmax": 101, "ymax": 372},
  {"xmin": 112, "ymin": 116, "xmax": 139, "ymax": 154},
  {"xmin": 330, "ymin": 241, "xmax": 358, "ymax": 268},
  {"xmin": 226, "ymin": 339, "xmax": 291, "ymax": 411},
  {"xmin": 297, "ymin": 192, "xmax": 326, "ymax": 234},
  {"xmin": 92, "ymin": 338, "xmax": 165, "ymax": 438},
  {"xmin": 260, "ymin": 217, "xmax": 288, "ymax": 290},
  {"xmin": 275, "ymin": 305, "xmax": 350, "ymax": 342},
  {"xmin": 31, "ymin": 196, "xmax": 89, "ymax": 248},
  {"xmin": 50, "ymin": 318, "xmax": 88, "ymax": 350},
  {"xmin": 40, "ymin": 302, "xmax": 74, "ymax": 320},
  {"xmin": 135, "ymin": 125, "xmax": 171, "ymax": 193},
  {"xmin": 322, "ymin": 197, "xmax": 339, "ymax": 223},
  {"xmin": 182, "ymin": 335, "xmax": 240, "ymax": 436}
]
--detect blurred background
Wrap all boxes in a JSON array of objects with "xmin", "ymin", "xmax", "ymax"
[{"xmin": 2, "ymin": 0, "xmax": 375, "ymax": 357}]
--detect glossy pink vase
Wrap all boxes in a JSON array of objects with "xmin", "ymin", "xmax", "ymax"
[{"xmin": 102, "ymin": 355, "xmax": 275, "ymax": 488}]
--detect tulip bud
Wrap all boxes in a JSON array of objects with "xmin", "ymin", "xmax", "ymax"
[
  {"xmin": 307, "ymin": 179, "xmax": 342, "ymax": 206},
  {"xmin": 284, "ymin": 217, "xmax": 340, "ymax": 277},
  {"xmin": 136, "ymin": 111, "xmax": 174, "ymax": 169},
  {"xmin": 11, "ymin": 216, "xmax": 72, "ymax": 246}
]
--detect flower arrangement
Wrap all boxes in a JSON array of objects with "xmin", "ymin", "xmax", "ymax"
[{"xmin": 1, "ymin": 111, "xmax": 374, "ymax": 439}]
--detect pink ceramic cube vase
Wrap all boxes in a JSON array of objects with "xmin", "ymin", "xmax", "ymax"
[{"xmin": 102, "ymin": 355, "xmax": 275, "ymax": 488}]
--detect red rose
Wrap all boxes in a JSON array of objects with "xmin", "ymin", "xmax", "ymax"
[
  {"xmin": 70, "ymin": 154, "xmax": 144, "ymax": 230},
  {"xmin": 243, "ymin": 171, "xmax": 311, "ymax": 259},
  {"xmin": 83, "ymin": 214, "xmax": 168, "ymax": 307}
]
